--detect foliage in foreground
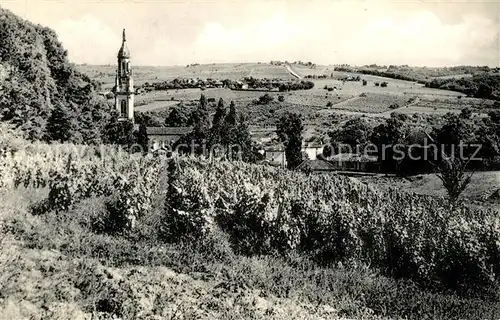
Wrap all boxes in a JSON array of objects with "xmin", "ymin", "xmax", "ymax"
[
  {"xmin": 2, "ymin": 134, "xmax": 500, "ymax": 299},
  {"xmin": 2, "ymin": 187, "xmax": 500, "ymax": 320}
]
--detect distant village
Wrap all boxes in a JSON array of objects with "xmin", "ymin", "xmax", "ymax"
[{"xmin": 109, "ymin": 30, "xmax": 380, "ymax": 174}]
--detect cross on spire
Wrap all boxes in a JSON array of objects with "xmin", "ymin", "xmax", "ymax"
[{"xmin": 122, "ymin": 29, "xmax": 126, "ymax": 42}]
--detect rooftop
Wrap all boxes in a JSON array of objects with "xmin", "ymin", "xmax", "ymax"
[
  {"xmin": 329, "ymin": 153, "xmax": 378, "ymax": 162},
  {"xmin": 146, "ymin": 126, "xmax": 192, "ymax": 136}
]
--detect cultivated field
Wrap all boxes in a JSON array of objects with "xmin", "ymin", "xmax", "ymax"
[
  {"xmin": 87, "ymin": 63, "xmax": 496, "ymax": 132},
  {"xmin": 77, "ymin": 63, "xmax": 294, "ymax": 90}
]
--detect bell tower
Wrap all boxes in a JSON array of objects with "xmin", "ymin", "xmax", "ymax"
[{"xmin": 115, "ymin": 29, "xmax": 134, "ymax": 121}]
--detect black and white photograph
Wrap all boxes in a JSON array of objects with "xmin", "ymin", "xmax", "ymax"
[{"xmin": 0, "ymin": 0, "xmax": 499, "ymax": 319}]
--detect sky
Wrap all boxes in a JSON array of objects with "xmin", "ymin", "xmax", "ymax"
[{"xmin": 2, "ymin": 0, "xmax": 499, "ymax": 67}]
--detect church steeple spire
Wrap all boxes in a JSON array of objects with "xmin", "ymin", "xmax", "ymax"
[
  {"xmin": 115, "ymin": 28, "xmax": 134, "ymax": 121},
  {"xmin": 117, "ymin": 28, "xmax": 130, "ymax": 59}
]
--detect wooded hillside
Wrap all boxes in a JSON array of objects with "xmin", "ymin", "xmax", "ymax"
[{"xmin": 0, "ymin": 8, "xmax": 112, "ymax": 142}]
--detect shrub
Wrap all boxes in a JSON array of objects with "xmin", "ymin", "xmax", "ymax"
[
  {"xmin": 160, "ymin": 160, "xmax": 213, "ymax": 243},
  {"xmin": 258, "ymin": 93, "xmax": 274, "ymax": 105}
]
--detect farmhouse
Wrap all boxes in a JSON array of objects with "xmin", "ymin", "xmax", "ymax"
[
  {"xmin": 262, "ymin": 148, "xmax": 287, "ymax": 167},
  {"xmin": 147, "ymin": 127, "xmax": 192, "ymax": 151},
  {"xmin": 303, "ymin": 142, "xmax": 324, "ymax": 160}
]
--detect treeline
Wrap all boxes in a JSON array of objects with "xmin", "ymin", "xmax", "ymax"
[
  {"xmin": 270, "ymin": 60, "xmax": 316, "ymax": 68},
  {"xmin": 333, "ymin": 66, "xmax": 425, "ymax": 83},
  {"xmin": 327, "ymin": 109, "xmax": 500, "ymax": 175},
  {"xmin": 425, "ymin": 73, "xmax": 500, "ymax": 100},
  {"xmin": 0, "ymin": 8, "xmax": 113, "ymax": 143},
  {"xmin": 139, "ymin": 77, "xmax": 314, "ymax": 93},
  {"xmin": 133, "ymin": 94, "xmax": 262, "ymax": 162},
  {"xmin": 241, "ymin": 77, "xmax": 314, "ymax": 91},
  {"xmin": 140, "ymin": 78, "xmax": 228, "ymax": 91},
  {"xmin": 336, "ymin": 64, "xmax": 495, "ymax": 78},
  {"xmin": 173, "ymin": 95, "xmax": 262, "ymax": 162},
  {"xmin": 278, "ymin": 80, "xmax": 314, "ymax": 91}
]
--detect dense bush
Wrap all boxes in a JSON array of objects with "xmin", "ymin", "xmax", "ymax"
[
  {"xmin": 426, "ymin": 73, "xmax": 500, "ymax": 100},
  {"xmin": 256, "ymin": 93, "xmax": 274, "ymax": 105}
]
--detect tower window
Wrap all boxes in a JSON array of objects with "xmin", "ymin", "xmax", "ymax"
[{"xmin": 120, "ymin": 100, "xmax": 127, "ymax": 117}]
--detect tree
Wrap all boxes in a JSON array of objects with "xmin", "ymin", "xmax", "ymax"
[
  {"xmin": 212, "ymin": 98, "xmax": 226, "ymax": 130},
  {"xmin": 277, "ymin": 112, "xmax": 304, "ymax": 169},
  {"xmin": 476, "ymin": 83, "xmax": 492, "ymax": 99},
  {"xmin": 219, "ymin": 101, "xmax": 237, "ymax": 150},
  {"xmin": 136, "ymin": 123, "xmax": 149, "ymax": 154},
  {"xmin": 476, "ymin": 112, "xmax": 500, "ymax": 164},
  {"xmin": 135, "ymin": 112, "xmax": 161, "ymax": 127},
  {"xmin": 331, "ymin": 117, "xmax": 372, "ymax": 150},
  {"xmin": 199, "ymin": 93, "xmax": 208, "ymax": 109},
  {"xmin": 488, "ymin": 110, "xmax": 500, "ymax": 123},
  {"xmin": 227, "ymin": 114, "xmax": 256, "ymax": 162},
  {"xmin": 224, "ymin": 101, "xmax": 237, "ymax": 128},
  {"xmin": 370, "ymin": 113, "xmax": 409, "ymax": 173},
  {"xmin": 435, "ymin": 155, "xmax": 473, "ymax": 205},
  {"xmin": 0, "ymin": 10, "xmax": 112, "ymax": 142},
  {"xmin": 188, "ymin": 94, "xmax": 211, "ymax": 155},
  {"xmin": 429, "ymin": 113, "xmax": 476, "ymax": 202},
  {"xmin": 209, "ymin": 98, "xmax": 227, "ymax": 148},
  {"xmin": 459, "ymin": 107, "xmax": 472, "ymax": 119},
  {"xmin": 433, "ymin": 113, "xmax": 474, "ymax": 156},
  {"xmin": 46, "ymin": 104, "xmax": 73, "ymax": 142},
  {"xmin": 103, "ymin": 114, "xmax": 135, "ymax": 147},
  {"xmin": 322, "ymin": 144, "xmax": 333, "ymax": 158},
  {"xmin": 165, "ymin": 107, "xmax": 188, "ymax": 127},
  {"xmin": 258, "ymin": 93, "xmax": 274, "ymax": 105}
]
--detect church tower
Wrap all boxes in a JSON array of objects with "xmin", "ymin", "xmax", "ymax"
[{"xmin": 115, "ymin": 29, "xmax": 134, "ymax": 121}]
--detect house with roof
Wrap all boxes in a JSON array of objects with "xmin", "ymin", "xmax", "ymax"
[
  {"xmin": 147, "ymin": 126, "xmax": 192, "ymax": 152},
  {"xmin": 262, "ymin": 147, "xmax": 286, "ymax": 167},
  {"xmin": 303, "ymin": 142, "xmax": 324, "ymax": 160}
]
